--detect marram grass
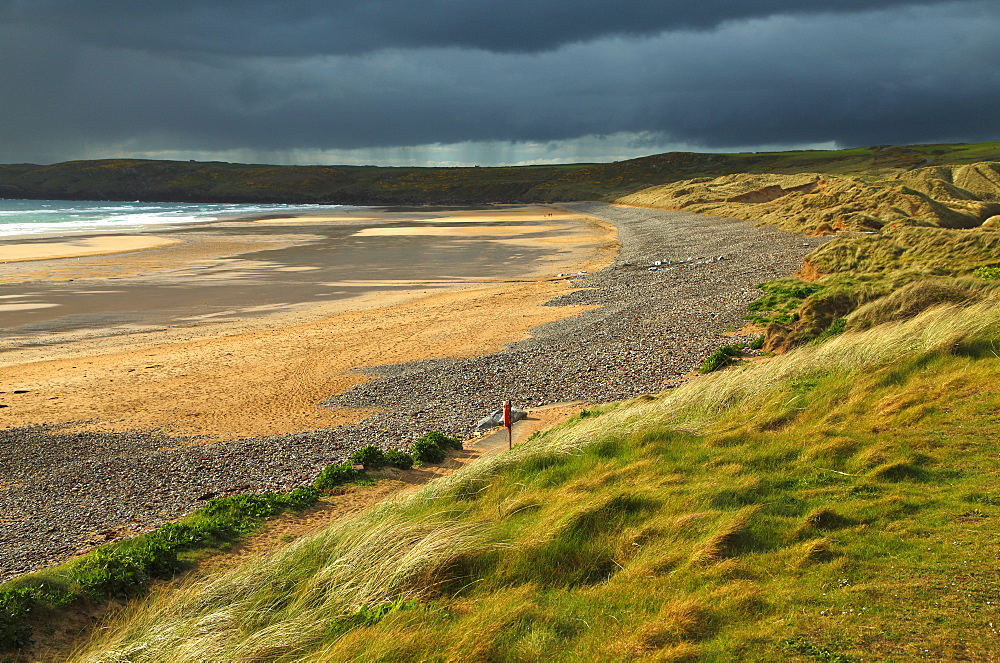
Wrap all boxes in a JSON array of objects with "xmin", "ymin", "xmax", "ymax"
[
  {"xmin": 72, "ymin": 297, "xmax": 1000, "ymax": 661},
  {"xmin": 73, "ymin": 513, "xmax": 489, "ymax": 662},
  {"xmin": 607, "ymin": 296, "xmax": 1000, "ymax": 434}
]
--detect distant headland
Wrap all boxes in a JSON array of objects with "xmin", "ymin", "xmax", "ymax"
[{"xmin": 2, "ymin": 142, "xmax": 1000, "ymax": 206}]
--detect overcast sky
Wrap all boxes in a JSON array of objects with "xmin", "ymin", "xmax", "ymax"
[{"xmin": 1, "ymin": 0, "xmax": 997, "ymax": 166}]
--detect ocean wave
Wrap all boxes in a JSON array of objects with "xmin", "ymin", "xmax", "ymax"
[{"xmin": 0, "ymin": 200, "xmax": 349, "ymax": 237}]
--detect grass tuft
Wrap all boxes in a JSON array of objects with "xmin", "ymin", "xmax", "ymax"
[
  {"xmin": 795, "ymin": 538, "xmax": 839, "ymax": 567},
  {"xmin": 804, "ymin": 508, "xmax": 854, "ymax": 531},
  {"xmin": 868, "ymin": 460, "xmax": 928, "ymax": 482},
  {"xmin": 690, "ymin": 506, "xmax": 760, "ymax": 566},
  {"xmin": 698, "ymin": 344, "xmax": 745, "ymax": 374}
]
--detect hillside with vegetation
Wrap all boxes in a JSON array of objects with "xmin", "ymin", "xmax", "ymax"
[
  {"xmin": 616, "ymin": 162, "xmax": 1000, "ymax": 235},
  {"xmin": 5, "ymin": 143, "xmax": 1000, "ymax": 661},
  {"xmin": 3, "ymin": 142, "xmax": 1000, "ymax": 205},
  {"xmin": 52, "ymin": 297, "xmax": 1000, "ymax": 661}
]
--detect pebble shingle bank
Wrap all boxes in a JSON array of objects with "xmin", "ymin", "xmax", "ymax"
[{"xmin": 0, "ymin": 204, "xmax": 829, "ymax": 582}]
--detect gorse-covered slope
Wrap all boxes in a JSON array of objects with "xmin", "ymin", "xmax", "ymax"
[
  {"xmin": 66, "ymin": 293, "xmax": 1000, "ymax": 661},
  {"xmin": 3, "ymin": 142, "xmax": 1000, "ymax": 205}
]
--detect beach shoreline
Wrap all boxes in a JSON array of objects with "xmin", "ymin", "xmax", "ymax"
[
  {"xmin": 0, "ymin": 203, "xmax": 829, "ymax": 582},
  {"xmin": 0, "ymin": 205, "xmax": 615, "ymax": 440}
]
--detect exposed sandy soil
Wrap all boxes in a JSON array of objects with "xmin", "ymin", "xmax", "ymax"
[{"xmin": 0, "ymin": 284, "xmax": 599, "ymax": 440}]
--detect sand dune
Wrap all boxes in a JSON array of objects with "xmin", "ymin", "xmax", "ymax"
[{"xmin": 617, "ymin": 161, "xmax": 1000, "ymax": 234}]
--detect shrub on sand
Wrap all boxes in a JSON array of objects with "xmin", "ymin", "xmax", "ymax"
[
  {"xmin": 384, "ymin": 450, "xmax": 414, "ymax": 470},
  {"xmin": 421, "ymin": 431, "xmax": 463, "ymax": 451},
  {"xmin": 410, "ymin": 438, "xmax": 446, "ymax": 465},
  {"xmin": 351, "ymin": 445, "xmax": 387, "ymax": 470},
  {"xmin": 315, "ymin": 462, "xmax": 363, "ymax": 489},
  {"xmin": 409, "ymin": 431, "xmax": 463, "ymax": 465}
]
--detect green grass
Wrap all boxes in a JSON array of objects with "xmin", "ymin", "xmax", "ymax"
[
  {"xmin": 699, "ymin": 344, "xmax": 746, "ymax": 373},
  {"xmin": 746, "ymin": 222, "xmax": 1000, "ymax": 349},
  {"xmin": 65, "ymin": 297, "xmax": 1000, "ymax": 661},
  {"xmin": 974, "ymin": 266, "xmax": 1000, "ymax": 280},
  {"xmin": 745, "ymin": 280, "xmax": 827, "ymax": 325}
]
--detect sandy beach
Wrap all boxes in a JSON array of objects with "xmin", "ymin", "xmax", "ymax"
[
  {"xmin": 0, "ymin": 235, "xmax": 184, "ymax": 264},
  {"xmin": 1, "ymin": 205, "xmax": 614, "ymax": 440}
]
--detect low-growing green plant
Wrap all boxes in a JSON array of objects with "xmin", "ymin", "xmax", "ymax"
[
  {"xmin": 351, "ymin": 445, "xmax": 387, "ymax": 470},
  {"xmin": 201, "ymin": 487, "xmax": 318, "ymax": 521},
  {"xmin": 315, "ymin": 462, "xmax": 363, "ymax": 489},
  {"xmin": 812, "ymin": 317, "xmax": 848, "ymax": 344},
  {"xmin": 409, "ymin": 431, "xmax": 462, "ymax": 465},
  {"xmin": 407, "ymin": 431, "xmax": 463, "ymax": 466},
  {"xmin": 335, "ymin": 598, "xmax": 420, "ymax": 632},
  {"xmin": 283, "ymin": 485, "xmax": 320, "ymax": 509},
  {"xmin": 699, "ymin": 344, "xmax": 744, "ymax": 374},
  {"xmin": 410, "ymin": 438, "xmax": 446, "ymax": 465},
  {"xmin": 0, "ymin": 588, "xmax": 36, "ymax": 649},
  {"xmin": 0, "ymin": 486, "xmax": 318, "ymax": 651},
  {"xmin": 973, "ymin": 265, "xmax": 1000, "ymax": 279},
  {"xmin": 782, "ymin": 637, "xmax": 860, "ymax": 662},
  {"xmin": 384, "ymin": 449, "xmax": 414, "ymax": 470},
  {"xmin": 745, "ymin": 279, "xmax": 825, "ymax": 325},
  {"xmin": 421, "ymin": 430, "xmax": 463, "ymax": 451},
  {"xmin": 72, "ymin": 540, "xmax": 180, "ymax": 597},
  {"xmin": 748, "ymin": 334, "xmax": 766, "ymax": 350}
]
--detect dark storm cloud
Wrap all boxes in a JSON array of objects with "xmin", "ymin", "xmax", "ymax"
[
  {"xmin": 2, "ymin": 0, "xmax": 966, "ymax": 55},
  {"xmin": 0, "ymin": 0, "xmax": 998, "ymax": 164}
]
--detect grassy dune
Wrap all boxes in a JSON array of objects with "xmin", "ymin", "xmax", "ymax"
[
  {"xmin": 616, "ymin": 161, "xmax": 1000, "ymax": 235},
  {"xmin": 65, "ymin": 294, "xmax": 1000, "ymax": 661}
]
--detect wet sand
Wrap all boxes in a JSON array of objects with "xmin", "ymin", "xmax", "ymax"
[{"xmin": 0, "ymin": 205, "xmax": 615, "ymax": 440}]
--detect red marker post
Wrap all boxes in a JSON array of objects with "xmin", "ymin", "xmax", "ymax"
[{"xmin": 503, "ymin": 400, "xmax": 512, "ymax": 450}]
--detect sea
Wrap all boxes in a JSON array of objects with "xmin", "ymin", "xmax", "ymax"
[{"xmin": 0, "ymin": 199, "xmax": 348, "ymax": 238}]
